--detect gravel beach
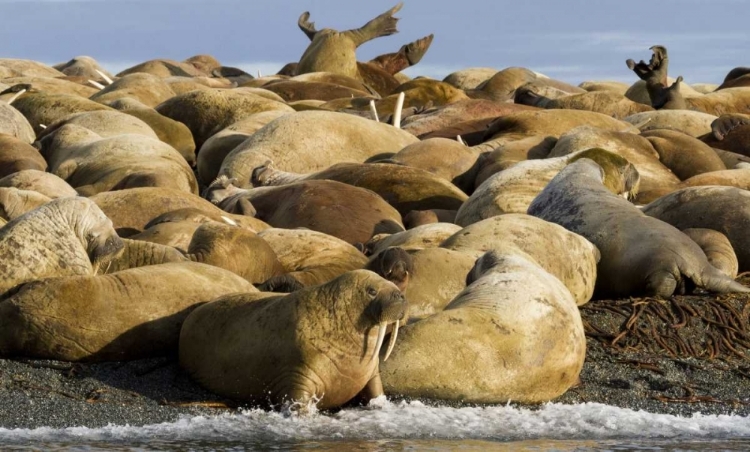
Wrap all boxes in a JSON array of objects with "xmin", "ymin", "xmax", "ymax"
[{"xmin": 3, "ymin": 281, "xmax": 750, "ymax": 429}]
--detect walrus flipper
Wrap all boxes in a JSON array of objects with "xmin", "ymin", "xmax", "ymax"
[
  {"xmin": 368, "ymin": 34, "xmax": 435, "ymax": 75},
  {"xmin": 298, "ymin": 12, "xmax": 318, "ymax": 41},
  {"xmin": 347, "ymin": 3, "xmax": 403, "ymax": 47},
  {"xmin": 696, "ymin": 265, "xmax": 750, "ymax": 295},
  {"xmin": 711, "ymin": 114, "xmax": 750, "ymax": 141}
]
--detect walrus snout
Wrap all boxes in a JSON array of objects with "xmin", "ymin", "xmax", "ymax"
[
  {"xmin": 365, "ymin": 247, "xmax": 413, "ymax": 292},
  {"xmin": 90, "ymin": 234, "xmax": 125, "ymax": 266},
  {"xmin": 370, "ymin": 289, "xmax": 408, "ymax": 324}
]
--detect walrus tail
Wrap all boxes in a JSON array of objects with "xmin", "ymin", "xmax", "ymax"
[{"xmin": 698, "ymin": 266, "xmax": 750, "ymax": 294}]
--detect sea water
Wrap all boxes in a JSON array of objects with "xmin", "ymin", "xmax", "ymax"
[{"xmin": 1, "ymin": 399, "xmax": 750, "ymax": 451}]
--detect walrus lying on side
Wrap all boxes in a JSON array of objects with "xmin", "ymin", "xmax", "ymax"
[{"xmin": 528, "ymin": 159, "xmax": 749, "ymax": 298}]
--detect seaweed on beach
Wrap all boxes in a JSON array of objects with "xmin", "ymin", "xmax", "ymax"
[{"xmin": 581, "ymin": 294, "xmax": 750, "ymax": 362}]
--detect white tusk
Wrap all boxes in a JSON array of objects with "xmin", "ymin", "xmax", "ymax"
[
  {"xmin": 257, "ymin": 69, "xmax": 262, "ymax": 78},
  {"xmin": 7, "ymin": 89, "xmax": 26, "ymax": 105},
  {"xmin": 39, "ymin": 124, "xmax": 47, "ymax": 129},
  {"xmin": 369, "ymin": 100, "xmax": 379, "ymax": 122},
  {"xmin": 372, "ymin": 322, "xmax": 387, "ymax": 362},
  {"xmin": 95, "ymin": 69, "xmax": 113, "ymax": 85},
  {"xmin": 383, "ymin": 319, "xmax": 399, "ymax": 362},
  {"xmin": 88, "ymin": 80, "xmax": 105, "ymax": 90},
  {"xmin": 221, "ymin": 215, "xmax": 237, "ymax": 226},
  {"xmin": 631, "ymin": 117, "xmax": 652, "ymax": 130},
  {"xmin": 392, "ymin": 92, "xmax": 405, "ymax": 128},
  {"xmin": 457, "ymin": 135, "xmax": 465, "ymax": 146},
  {"xmin": 621, "ymin": 192, "xmax": 629, "ymax": 199}
]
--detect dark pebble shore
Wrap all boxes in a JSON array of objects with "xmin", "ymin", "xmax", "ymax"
[{"xmin": 3, "ymin": 281, "xmax": 750, "ymax": 430}]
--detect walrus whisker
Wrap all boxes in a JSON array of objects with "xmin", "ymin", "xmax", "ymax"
[
  {"xmin": 383, "ymin": 319, "xmax": 399, "ymax": 361},
  {"xmin": 373, "ymin": 322, "xmax": 387, "ymax": 362},
  {"xmin": 369, "ymin": 100, "xmax": 379, "ymax": 122},
  {"xmin": 392, "ymin": 92, "xmax": 405, "ymax": 128},
  {"xmin": 95, "ymin": 69, "xmax": 113, "ymax": 85},
  {"xmin": 88, "ymin": 80, "xmax": 105, "ymax": 90},
  {"xmin": 6, "ymin": 89, "xmax": 26, "ymax": 105}
]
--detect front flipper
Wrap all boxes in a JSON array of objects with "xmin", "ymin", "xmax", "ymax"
[{"xmin": 257, "ymin": 274, "xmax": 305, "ymax": 293}]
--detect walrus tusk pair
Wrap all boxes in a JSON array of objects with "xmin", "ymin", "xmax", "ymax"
[{"xmin": 372, "ymin": 319, "xmax": 400, "ymax": 362}]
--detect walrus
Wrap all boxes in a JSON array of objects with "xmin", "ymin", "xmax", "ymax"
[
  {"xmin": 37, "ymin": 124, "xmax": 198, "ymax": 195},
  {"xmin": 90, "ymin": 73, "xmax": 177, "ymax": 107},
  {"xmin": 440, "ymin": 213, "xmax": 599, "ymax": 306},
  {"xmin": 212, "ymin": 179, "xmax": 404, "ymax": 245},
  {"xmin": 528, "ymin": 159, "xmax": 750, "ymax": 298},
  {"xmin": 104, "ymin": 97, "xmax": 197, "ymax": 166},
  {"xmin": 455, "ymin": 148, "xmax": 640, "ymax": 227},
  {"xmin": 250, "ymin": 162, "xmax": 468, "ymax": 216},
  {"xmin": 0, "ymin": 101, "xmax": 35, "ymax": 143},
  {"xmin": 641, "ymin": 186, "xmax": 750, "ymax": 272},
  {"xmin": 641, "ymin": 129, "xmax": 726, "ymax": 180},
  {"xmin": 102, "ymin": 238, "xmax": 189, "ymax": 274},
  {"xmin": 185, "ymin": 222, "xmax": 285, "ymax": 284},
  {"xmin": 0, "ymin": 169, "xmax": 77, "ymax": 198},
  {"xmin": 380, "ymin": 251, "xmax": 585, "ymax": 404},
  {"xmin": 196, "ymin": 110, "xmax": 292, "ymax": 186},
  {"xmin": 0, "ymin": 262, "xmax": 255, "ymax": 362},
  {"xmin": 54, "ymin": 55, "xmax": 114, "ymax": 81},
  {"xmin": 402, "ymin": 209, "xmax": 457, "ymax": 228},
  {"xmin": 90, "ymin": 188, "xmax": 269, "ymax": 236},
  {"xmin": 10, "ymin": 92, "xmax": 112, "ymax": 135},
  {"xmin": 154, "ymin": 88, "xmax": 294, "ymax": 149},
  {"xmin": 0, "ymin": 197, "xmax": 123, "ymax": 296},
  {"xmin": 179, "ymin": 270, "xmax": 408, "ymax": 410},
  {"xmin": 0, "ymin": 187, "xmax": 51, "ymax": 221},
  {"xmin": 514, "ymin": 86, "xmax": 653, "ymax": 119},
  {"xmin": 364, "ymin": 223, "xmax": 462, "ymax": 256},
  {"xmin": 681, "ymin": 228, "xmax": 739, "ymax": 279},
  {"xmin": 472, "ymin": 136, "xmax": 558, "ymax": 188},
  {"xmin": 295, "ymin": 4, "xmax": 433, "ymax": 94},
  {"xmin": 218, "ymin": 110, "xmax": 419, "ymax": 184},
  {"xmin": 364, "ymin": 246, "xmax": 413, "ymax": 292},
  {"xmin": 0, "ymin": 133, "xmax": 46, "ymax": 177},
  {"xmin": 257, "ymin": 228, "xmax": 368, "ymax": 292}
]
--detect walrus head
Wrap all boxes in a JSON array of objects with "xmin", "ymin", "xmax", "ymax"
[
  {"xmin": 203, "ymin": 175, "xmax": 243, "ymax": 203},
  {"xmin": 339, "ymin": 270, "xmax": 408, "ymax": 363},
  {"xmin": 568, "ymin": 148, "xmax": 640, "ymax": 201},
  {"xmin": 58, "ymin": 198, "xmax": 124, "ymax": 273},
  {"xmin": 626, "ymin": 45, "xmax": 669, "ymax": 86},
  {"xmin": 365, "ymin": 246, "xmax": 414, "ymax": 292}
]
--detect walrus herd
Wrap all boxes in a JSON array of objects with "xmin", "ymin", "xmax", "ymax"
[{"xmin": 1, "ymin": 2, "xmax": 750, "ymax": 412}]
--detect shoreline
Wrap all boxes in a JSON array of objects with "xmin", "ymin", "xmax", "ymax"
[{"xmin": 2, "ymin": 289, "xmax": 750, "ymax": 430}]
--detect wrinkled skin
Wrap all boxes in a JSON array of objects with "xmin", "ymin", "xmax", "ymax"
[
  {"xmin": 0, "ymin": 197, "xmax": 123, "ymax": 296},
  {"xmin": 528, "ymin": 159, "xmax": 749, "ymax": 298},
  {"xmin": 179, "ymin": 270, "xmax": 408, "ymax": 410},
  {"xmin": 0, "ymin": 263, "xmax": 254, "ymax": 361}
]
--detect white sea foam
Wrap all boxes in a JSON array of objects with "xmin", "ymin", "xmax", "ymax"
[{"xmin": 0, "ymin": 400, "xmax": 749, "ymax": 446}]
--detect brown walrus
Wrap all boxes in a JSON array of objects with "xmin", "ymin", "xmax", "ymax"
[
  {"xmin": 179, "ymin": 270, "xmax": 408, "ymax": 410},
  {"xmin": 0, "ymin": 197, "xmax": 123, "ymax": 296},
  {"xmin": 528, "ymin": 159, "xmax": 750, "ymax": 298},
  {"xmin": 0, "ymin": 262, "xmax": 254, "ymax": 362}
]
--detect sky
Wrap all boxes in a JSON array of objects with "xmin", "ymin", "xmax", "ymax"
[{"xmin": 0, "ymin": 0, "xmax": 747, "ymax": 85}]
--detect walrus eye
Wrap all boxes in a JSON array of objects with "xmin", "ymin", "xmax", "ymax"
[{"xmin": 367, "ymin": 287, "xmax": 378, "ymax": 298}]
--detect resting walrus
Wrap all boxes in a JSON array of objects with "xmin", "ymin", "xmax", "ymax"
[
  {"xmin": 0, "ymin": 197, "xmax": 123, "ymax": 296},
  {"xmin": 527, "ymin": 159, "xmax": 749, "ymax": 298},
  {"xmin": 179, "ymin": 270, "xmax": 408, "ymax": 411}
]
